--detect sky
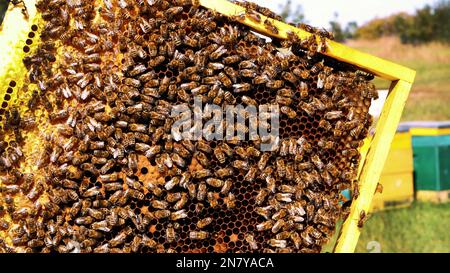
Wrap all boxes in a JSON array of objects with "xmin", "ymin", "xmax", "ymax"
[{"xmin": 247, "ymin": 0, "xmax": 440, "ymax": 28}]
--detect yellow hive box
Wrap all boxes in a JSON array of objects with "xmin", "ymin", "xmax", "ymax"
[
  {"xmin": 371, "ymin": 172, "xmax": 414, "ymax": 211},
  {"xmin": 401, "ymin": 121, "xmax": 450, "ymax": 136},
  {"xmin": 361, "ymin": 131, "xmax": 414, "ymax": 211},
  {"xmin": 381, "ymin": 131, "xmax": 414, "ymax": 175}
]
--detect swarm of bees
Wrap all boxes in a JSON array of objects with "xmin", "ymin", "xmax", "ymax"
[{"xmin": 0, "ymin": 0, "xmax": 376, "ymax": 253}]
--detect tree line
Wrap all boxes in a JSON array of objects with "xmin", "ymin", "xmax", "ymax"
[
  {"xmin": 279, "ymin": 0, "xmax": 450, "ymax": 44},
  {"xmin": 355, "ymin": 0, "xmax": 450, "ymax": 44}
]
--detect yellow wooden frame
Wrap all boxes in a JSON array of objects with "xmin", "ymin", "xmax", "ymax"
[
  {"xmin": 198, "ymin": 0, "xmax": 416, "ymax": 253},
  {"xmin": 0, "ymin": 0, "xmax": 41, "ymax": 115},
  {"xmin": 0, "ymin": 0, "xmax": 416, "ymax": 253}
]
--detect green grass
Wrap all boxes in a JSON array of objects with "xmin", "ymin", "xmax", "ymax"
[
  {"xmin": 356, "ymin": 202, "xmax": 450, "ymax": 253},
  {"xmin": 348, "ymin": 37, "xmax": 450, "ymax": 121},
  {"xmin": 321, "ymin": 202, "xmax": 450, "ymax": 253}
]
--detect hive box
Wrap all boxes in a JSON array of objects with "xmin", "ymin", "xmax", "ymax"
[
  {"xmin": 370, "ymin": 127, "xmax": 414, "ymax": 211},
  {"xmin": 401, "ymin": 122, "xmax": 450, "ymax": 193}
]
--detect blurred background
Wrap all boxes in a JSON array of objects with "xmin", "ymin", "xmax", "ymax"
[{"xmin": 246, "ymin": 0, "xmax": 450, "ymax": 253}]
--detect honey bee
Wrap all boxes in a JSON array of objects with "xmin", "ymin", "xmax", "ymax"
[
  {"xmin": 342, "ymin": 148, "xmax": 358, "ymax": 158},
  {"xmin": 265, "ymin": 79, "xmax": 283, "ymax": 89},
  {"xmin": 325, "ymin": 111, "xmax": 343, "ymax": 120},
  {"xmin": 176, "ymin": 172, "xmax": 190, "ymax": 189},
  {"xmin": 216, "ymin": 179, "xmax": 232, "ymax": 196},
  {"xmin": 276, "ymin": 95, "xmax": 293, "ymax": 106},
  {"xmin": 244, "ymin": 147, "xmax": 259, "ymax": 158},
  {"xmin": 27, "ymin": 182, "xmax": 44, "ymax": 201},
  {"xmin": 99, "ymin": 173, "xmax": 119, "ymax": 183},
  {"xmin": 290, "ymin": 231, "xmax": 302, "ymax": 249},
  {"xmin": 232, "ymin": 160, "xmax": 249, "ymax": 170},
  {"xmin": 239, "ymin": 69, "xmax": 256, "ymax": 78},
  {"xmin": 0, "ymin": 219, "xmax": 9, "ymax": 231},
  {"xmin": 357, "ymin": 210, "xmax": 368, "ymax": 228},
  {"xmin": 245, "ymin": 234, "xmax": 259, "ymax": 250},
  {"xmin": 173, "ymin": 144, "xmax": 190, "ymax": 159},
  {"xmin": 204, "ymin": 177, "xmax": 224, "ymax": 189},
  {"xmin": 271, "ymin": 219, "xmax": 286, "ymax": 233},
  {"xmin": 279, "ymin": 139, "xmax": 289, "ymax": 156},
  {"xmin": 165, "ymin": 177, "xmax": 180, "ymax": 191},
  {"xmin": 321, "ymin": 169, "xmax": 333, "ymax": 186},
  {"xmin": 256, "ymin": 220, "xmax": 273, "ymax": 231},
  {"xmin": 297, "ymin": 137, "xmax": 312, "ymax": 155},
  {"xmin": 189, "ymin": 231, "xmax": 209, "ymax": 240},
  {"xmin": 264, "ymin": 19, "xmax": 279, "ymax": 35},
  {"xmin": 255, "ymin": 189, "xmax": 269, "ymax": 205},
  {"xmin": 197, "ymin": 217, "xmax": 213, "ymax": 229},
  {"xmin": 223, "ymin": 91, "xmax": 236, "ymax": 104},
  {"xmin": 191, "ymin": 167, "xmax": 211, "ymax": 179},
  {"xmin": 213, "ymin": 147, "xmax": 226, "ymax": 164},
  {"xmin": 142, "ymin": 235, "xmax": 157, "ymax": 249},
  {"xmin": 253, "ymin": 74, "xmax": 269, "ymax": 85},
  {"xmin": 268, "ymin": 239, "xmax": 287, "ymax": 248},
  {"xmin": 318, "ymin": 119, "xmax": 332, "ymax": 132},
  {"xmin": 224, "ymin": 192, "xmax": 236, "ymax": 209},
  {"xmin": 278, "ymin": 185, "xmax": 295, "ymax": 195},
  {"xmin": 196, "ymin": 182, "xmax": 207, "ymax": 201},
  {"xmin": 350, "ymin": 124, "xmax": 364, "ymax": 138},
  {"xmin": 352, "ymin": 181, "xmax": 360, "ymax": 199},
  {"xmin": 276, "ymin": 158, "xmax": 286, "ymax": 178},
  {"xmin": 233, "ymin": 83, "xmax": 251, "ymax": 93},
  {"xmin": 256, "ymin": 206, "xmax": 272, "ymax": 220},
  {"xmin": 208, "ymin": 62, "xmax": 225, "ymax": 71},
  {"xmin": 205, "ymin": 191, "xmax": 218, "ymax": 208},
  {"xmin": 333, "ymin": 120, "xmax": 344, "ymax": 137},
  {"xmin": 362, "ymin": 83, "xmax": 378, "ymax": 99},
  {"xmin": 223, "ymin": 55, "xmax": 241, "ymax": 65},
  {"xmin": 75, "ymin": 216, "xmax": 94, "ymax": 226},
  {"xmin": 27, "ymin": 90, "xmax": 40, "ymax": 110},
  {"xmin": 130, "ymin": 235, "xmax": 142, "ymax": 253},
  {"xmin": 194, "ymin": 151, "xmax": 210, "ymax": 168},
  {"xmin": 311, "ymin": 154, "xmax": 324, "ymax": 170},
  {"xmin": 280, "ymin": 106, "xmax": 296, "ymax": 119},
  {"xmin": 375, "ymin": 183, "xmax": 384, "ymax": 194},
  {"xmin": 257, "ymin": 153, "xmax": 270, "ymax": 171},
  {"xmin": 246, "ymin": 9, "xmax": 262, "ymax": 23},
  {"xmin": 275, "ymin": 193, "xmax": 292, "ymax": 203},
  {"xmin": 215, "ymin": 167, "xmax": 233, "ymax": 178},
  {"xmin": 266, "ymin": 175, "xmax": 277, "ymax": 193},
  {"xmin": 151, "ymin": 200, "xmax": 169, "ymax": 210},
  {"xmin": 329, "ymin": 83, "xmax": 342, "ymax": 100},
  {"xmin": 166, "ymin": 224, "xmax": 177, "ymax": 243},
  {"xmin": 244, "ymin": 166, "xmax": 258, "ymax": 182},
  {"xmin": 154, "ymin": 210, "xmax": 171, "ymax": 220},
  {"xmin": 218, "ymin": 72, "xmax": 232, "ymax": 88},
  {"xmin": 212, "ymin": 88, "xmax": 225, "ymax": 105},
  {"xmin": 110, "ymin": 227, "xmax": 132, "ymax": 247},
  {"xmin": 210, "ymin": 45, "xmax": 227, "ymax": 60}
]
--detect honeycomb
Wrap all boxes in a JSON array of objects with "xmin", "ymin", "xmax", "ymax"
[{"xmin": 0, "ymin": 0, "xmax": 376, "ymax": 253}]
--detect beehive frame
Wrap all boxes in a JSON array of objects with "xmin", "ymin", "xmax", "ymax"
[{"xmin": 0, "ymin": 0, "xmax": 416, "ymax": 253}]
